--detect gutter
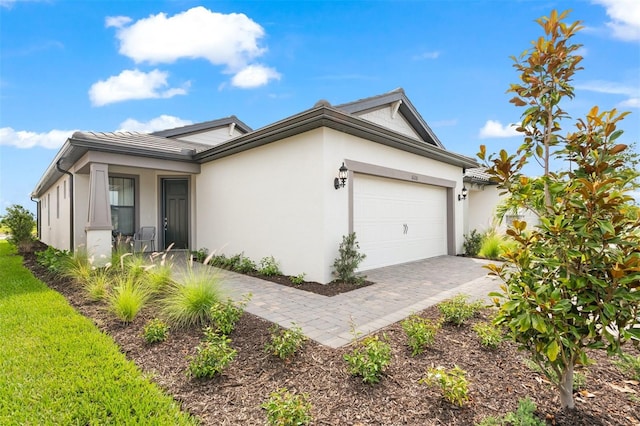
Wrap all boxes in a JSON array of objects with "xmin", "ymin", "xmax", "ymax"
[
  {"xmin": 30, "ymin": 196, "xmax": 40, "ymax": 242},
  {"xmin": 55, "ymin": 159, "xmax": 74, "ymax": 253}
]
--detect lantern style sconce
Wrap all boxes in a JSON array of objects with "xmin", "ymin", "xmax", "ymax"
[
  {"xmin": 458, "ymin": 186, "xmax": 468, "ymax": 201},
  {"xmin": 334, "ymin": 162, "xmax": 348, "ymax": 189}
]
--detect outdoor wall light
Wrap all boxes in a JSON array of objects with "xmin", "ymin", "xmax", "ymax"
[
  {"xmin": 458, "ymin": 186, "xmax": 468, "ymax": 201},
  {"xmin": 334, "ymin": 162, "xmax": 348, "ymax": 189}
]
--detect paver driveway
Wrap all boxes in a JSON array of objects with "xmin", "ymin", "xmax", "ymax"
[{"xmin": 216, "ymin": 255, "xmax": 501, "ymax": 348}]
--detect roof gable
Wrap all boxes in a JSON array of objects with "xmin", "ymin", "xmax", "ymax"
[
  {"xmin": 151, "ymin": 116, "xmax": 252, "ymax": 146},
  {"xmin": 334, "ymin": 88, "xmax": 445, "ymax": 149}
]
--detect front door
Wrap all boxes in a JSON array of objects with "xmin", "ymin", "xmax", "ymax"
[{"xmin": 162, "ymin": 178, "xmax": 189, "ymax": 249}]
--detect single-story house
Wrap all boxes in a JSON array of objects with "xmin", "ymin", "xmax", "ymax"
[{"xmin": 32, "ymin": 88, "xmax": 483, "ymax": 284}]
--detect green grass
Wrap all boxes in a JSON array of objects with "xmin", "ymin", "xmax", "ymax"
[{"xmin": 0, "ymin": 241, "xmax": 197, "ymax": 425}]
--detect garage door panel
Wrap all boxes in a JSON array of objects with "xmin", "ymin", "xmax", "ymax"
[{"xmin": 354, "ymin": 174, "xmax": 447, "ymax": 270}]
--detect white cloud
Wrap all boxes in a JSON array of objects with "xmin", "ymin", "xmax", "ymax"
[
  {"xmin": 105, "ymin": 16, "xmax": 132, "ymax": 28},
  {"xmin": 231, "ymin": 64, "xmax": 281, "ymax": 88},
  {"xmin": 413, "ymin": 51, "xmax": 441, "ymax": 60},
  {"xmin": 479, "ymin": 120, "xmax": 520, "ymax": 139},
  {"xmin": 117, "ymin": 115, "xmax": 193, "ymax": 133},
  {"xmin": 88, "ymin": 69, "xmax": 188, "ymax": 106},
  {"xmin": 0, "ymin": 127, "xmax": 75, "ymax": 149},
  {"xmin": 110, "ymin": 6, "xmax": 267, "ymax": 71},
  {"xmin": 0, "ymin": 0, "xmax": 45, "ymax": 9},
  {"xmin": 593, "ymin": 0, "xmax": 640, "ymax": 41},
  {"xmin": 576, "ymin": 80, "xmax": 640, "ymax": 108},
  {"xmin": 619, "ymin": 97, "xmax": 640, "ymax": 108}
]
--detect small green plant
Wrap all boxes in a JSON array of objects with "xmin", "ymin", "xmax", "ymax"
[
  {"xmin": 161, "ymin": 265, "xmax": 223, "ymax": 328},
  {"xmin": 145, "ymin": 262, "xmax": 174, "ymax": 294},
  {"xmin": 190, "ymin": 247, "xmax": 208, "ymax": 263},
  {"xmin": 265, "ymin": 323, "xmax": 307, "ymax": 360},
  {"xmin": 438, "ymin": 294, "xmax": 484, "ymax": 326},
  {"xmin": 401, "ymin": 315, "xmax": 441, "ymax": 356},
  {"xmin": 107, "ymin": 276, "xmax": 151, "ymax": 323},
  {"xmin": 463, "ymin": 229, "xmax": 484, "ymax": 257},
  {"xmin": 83, "ymin": 267, "xmax": 111, "ymax": 301},
  {"xmin": 477, "ymin": 397, "xmax": 545, "ymax": 426},
  {"xmin": 333, "ymin": 232, "xmax": 366, "ymax": 284},
  {"xmin": 0, "ymin": 204, "xmax": 36, "ymax": 251},
  {"xmin": 472, "ymin": 321, "xmax": 503, "ymax": 349},
  {"xmin": 614, "ymin": 353, "xmax": 640, "ymax": 381},
  {"xmin": 420, "ymin": 365, "xmax": 470, "ymax": 407},
  {"xmin": 234, "ymin": 254, "xmax": 256, "ymax": 273},
  {"xmin": 187, "ymin": 327, "xmax": 237, "ymax": 379},
  {"xmin": 35, "ymin": 246, "xmax": 70, "ymax": 275},
  {"xmin": 258, "ymin": 256, "xmax": 282, "ymax": 276},
  {"xmin": 290, "ymin": 273, "xmax": 306, "ymax": 285},
  {"xmin": 62, "ymin": 250, "xmax": 93, "ymax": 285},
  {"xmin": 344, "ymin": 334, "xmax": 391, "ymax": 384},
  {"xmin": 477, "ymin": 231, "xmax": 517, "ymax": 260},
  {"xmin": 210, "ymin": 294, "xmax": 251, "ymax": 335},
  {"xmin": 143, "ymin": 318, "xmax": 169, "ymax": 344},
  {"xmin": 262, "ymin": 387, "xmax": 312, "ymax": 426}
]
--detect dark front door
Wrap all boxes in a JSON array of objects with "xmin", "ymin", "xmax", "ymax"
[{"xmin": 162, "ymin": 179, "xmax": 189, "ymax": 249}]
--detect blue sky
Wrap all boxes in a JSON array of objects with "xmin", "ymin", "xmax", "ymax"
[{"xmin": 1, "ymin": 0, "xmax": 639, "ymax": 214}]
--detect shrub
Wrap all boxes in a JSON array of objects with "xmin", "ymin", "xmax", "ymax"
[
  {"xmin": 187, "ymin": 327, "xmax": 236, "ymax": 379},
  {"xmin": 234, "ymin": 255, "xmax": 256, "ymax": 274},
  {"xmin": 333, "ymin": 232, "xmax": 366, "ymax": 284},
  {"xmin": 401, "ymin": 315, "xmax": 441, "ymax": 356},
  {"xmin": 420, "ymin": 365, "xmax": 470, "ymax": 407},
  {"xmin": 35, "ymin": 246, "xmax": 70, "ymax": 276},
  {"xmin": 463, "ymin": 229, "xmax": 484, "ymax": 257},
  {"xmin": 265, "ymin": 324, "xmax": 307, "ymax": 360},
  {"xmin": 262, "ymin": 387, "xmax": 313, "ymax": 426},
  {"xmin": 258, "ymin": 256, "xmax": 281, "ymax": 276},
  {"xmin": 614, "ymin": 353, "xmax": 640, "ymax": 381},
  {"xmin": 438, "ymin": 294, "xmax": 483, "ymax": 326},
  {"xmin": 472, "ymin": 321, "xmax": 503, "ymax": 349},
  {"xmin": 107, "ymin": 276, "xmax": 151, "ymax": 323},
  {"xmin": 477, "ymin": 231, "xmax": 517, "ymax": 260},
  {"xmin": 290, "ymin": 273, "xmax": 305, "ymax": 285},
  {"xmin": 0, "ymin": 204, "xmax": 35, "ymax": 251},
  {"xmin": 146, "ymin": 262, "xmax": 174, "ymax": 294},
  {"xmin": 161, "ymin": 266, "xmax": 223, "ymax": 328},
  {"xmin": 190, "ymin": 248, "xmax": 208, "ymax": 263},
  {"xmin": 210, "ymin": 295, "xmax": 251, "ymax": 335},
  {"xmin": 143, "ymin": 318, "xmax": 169, "ymax": 344},
  {"xmin": 478, "ymin": 397, "xmax": 545, "ymax": 426},
  {"xmin": 343, "ymin": 334, "xmax": 391, "ymax": 384}
]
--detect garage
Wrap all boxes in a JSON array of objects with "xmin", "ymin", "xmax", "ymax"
[{"xmin": 353, "ymin": 173, "xmax": 448, "ymax": 271}]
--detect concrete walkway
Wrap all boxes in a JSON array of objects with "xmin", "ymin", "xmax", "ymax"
[{"xmin": 185, "ymin": 255, "xmax": 502, "ymax": 348}]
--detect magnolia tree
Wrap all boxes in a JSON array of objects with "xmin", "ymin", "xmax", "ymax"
[{"xmin": 479, "ymin": 10, "xmax": 640, "ymax": 409}]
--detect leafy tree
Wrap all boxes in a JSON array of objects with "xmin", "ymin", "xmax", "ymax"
[
  {"xmin": 0, "ymin": 204, "xmax": 36, "ymax": 252},
  {"xmin": 479, "ymin": 10, "xmax": 640, "ymax": 409}
]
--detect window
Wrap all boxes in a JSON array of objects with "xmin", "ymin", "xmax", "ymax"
[{"xmin": 109, "ymin": 177, "xmax": 135, "ymax": 235}]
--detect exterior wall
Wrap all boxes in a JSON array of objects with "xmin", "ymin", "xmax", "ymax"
[
  {"xmin": 355, "ymin": 106, "xmax": 421, "ymax": 140},
  {"xmin": 73, "ymin": 172, "xmax": 89, "ymax": 249},
  {"xmin": 196, "ymin": 128, "xmax": 326, "ymax": 281},
  {"xmin": 465, "ymin": 185, "xmax": 503, "ymax": 235},
  {"xmin": 39, "ymin": 174, "xmax": 72, "ymax": 251},
  {"xmin": 465, "ymin": 184, "xmax": 540, "ymax": 235},
  {"xmin": 196, "ymin": 126, "xmax": 465, "ymax": 284},
  {"xmin": 175, "ymin": 127, "xmax": 245, "ymax": 146}
]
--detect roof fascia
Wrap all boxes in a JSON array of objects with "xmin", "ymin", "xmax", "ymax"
[
  {"xmin": 195, "ymin": 107, "xmax": 478, "ymax": 169},
  {"xmin": 151, "ymin": 116, "xmax": 252, "ymax": 138}
]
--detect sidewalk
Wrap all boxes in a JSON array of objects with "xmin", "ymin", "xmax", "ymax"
[{"xmin": 176, "ymin": 255, "xmax": 501, "ymax": 348}]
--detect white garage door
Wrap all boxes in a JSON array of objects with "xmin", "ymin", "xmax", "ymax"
[{"xmin": 353, "ymin": 174, "xmax": 447, "ymax": 271}]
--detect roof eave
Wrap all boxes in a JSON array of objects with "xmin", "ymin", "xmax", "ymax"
[{"xmin": 195, "ymin": 107, "xmax": 478, "ymax": 169}]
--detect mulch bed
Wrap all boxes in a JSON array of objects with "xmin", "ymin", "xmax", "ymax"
[
  {"xmin": 21, "ymin": 250, "xmax": 640, "ymax": 425},
  {"xmin": 246, "ymin": 272, "xmax": 374, "ymax": 297}
]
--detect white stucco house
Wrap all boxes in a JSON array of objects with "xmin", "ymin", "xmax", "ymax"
[{"xmin": 32, "ymin": 88, "xmax": 482, "ymax": 284}]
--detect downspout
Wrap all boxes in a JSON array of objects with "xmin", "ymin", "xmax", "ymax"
[
  {"xmin": 30, "ymin": 196, "xmax": 40, "ymax": 241},
  {"xmin": 56, "ymin": 159, "xmax": 74, "ymax": 253}
]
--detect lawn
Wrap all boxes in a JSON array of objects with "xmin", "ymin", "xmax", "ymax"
[{"xmin": 0, "ymin": 241, "xmax": 196, "ymax": 425}]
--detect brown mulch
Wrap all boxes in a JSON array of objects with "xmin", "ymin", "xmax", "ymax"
[
  {"xmin": 246, "ymin": 272, "xmax": 374, "ymax": 297},
  {"xmin": 22, "ymin": 250, "xmax": 640, "ymax": 425}
]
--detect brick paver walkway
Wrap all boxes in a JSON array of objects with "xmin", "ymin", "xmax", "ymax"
[{"xmin": 175, "ymin": 255, "xmax": 501, "ymax": 348}]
